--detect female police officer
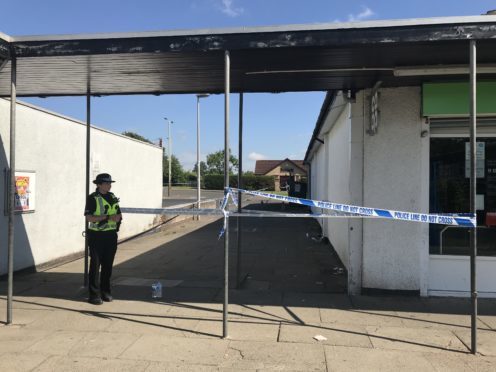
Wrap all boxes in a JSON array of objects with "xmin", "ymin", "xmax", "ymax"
[{"xmin": 85, "ymin": 173, "xmax": 122, "ymax": 305}]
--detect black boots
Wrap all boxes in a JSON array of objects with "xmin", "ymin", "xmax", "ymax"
[{"xmin": 88, "ymin": 297, "xmax": 103, "ymax": 305}]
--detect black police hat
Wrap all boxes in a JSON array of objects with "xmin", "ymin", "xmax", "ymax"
[{"xmin": 93, "ymin": 173, "xmax": 116, "ymax": 184}]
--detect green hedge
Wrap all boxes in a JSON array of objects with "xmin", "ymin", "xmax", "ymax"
[
  {"xmin": 239, "ymin": 175, "xmax": 275, "ymax": 191},
  {"xmin": 204, "ymin": 175, "xmax": 274, "ymax": 190}
]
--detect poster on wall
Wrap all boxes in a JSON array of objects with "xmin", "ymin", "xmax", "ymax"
[
  {"xmin": 14, "ymin": 171, "xmax": 36, "ymax": 213},
  {"xmin": 465, "ymin": 142, "xmax": 485, "ymax": 178}
]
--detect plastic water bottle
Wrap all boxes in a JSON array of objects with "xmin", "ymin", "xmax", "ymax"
[{"xmin": 152, "ymin": 281, "xmax": 162, "ymax": 299}]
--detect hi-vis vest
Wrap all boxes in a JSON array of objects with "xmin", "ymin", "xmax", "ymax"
[{"xmin": 88, "ymin": 192, "xmax": 120, "ymax": 232}]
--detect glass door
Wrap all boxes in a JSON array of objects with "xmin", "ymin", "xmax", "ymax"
[{"xmin": 429, "ymin": 137, "xmax": 496, "ymax": 256}]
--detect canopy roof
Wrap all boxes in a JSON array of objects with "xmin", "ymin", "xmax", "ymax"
[{"xmin": 0, "ymin": 15, "xmax": 496, "ymax": 97}]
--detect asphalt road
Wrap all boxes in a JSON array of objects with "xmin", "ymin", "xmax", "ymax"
[{"xmin": 162, "ymin": 188, "xmax": 224, "ymax": 207}]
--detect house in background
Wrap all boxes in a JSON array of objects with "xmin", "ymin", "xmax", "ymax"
[{"xmin": 254, "ymin": 159, "xmax": 308, "ymax": 191}]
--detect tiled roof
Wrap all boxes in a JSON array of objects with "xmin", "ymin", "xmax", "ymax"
[{"xmin": 254, "ymin": 159, "xmax": 307, "ymax": 175}]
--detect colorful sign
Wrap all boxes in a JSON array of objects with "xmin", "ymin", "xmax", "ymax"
[{"xmin": 14, "ymin": 171, "xmax": 36, "ymax": 212}]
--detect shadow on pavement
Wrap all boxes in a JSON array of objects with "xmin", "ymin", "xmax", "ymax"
[
  {"xmin": 0, "ymin": 201, "xmax": 347, "ymax": 304},
  {"xmin": 1, "ymin": 200, "xmax": 495, "ymax": 355}
]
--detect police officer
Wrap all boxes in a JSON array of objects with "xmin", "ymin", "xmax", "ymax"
[{"xmin": 85, "ymin": 173, "xmax": 122, "ymax": 305}]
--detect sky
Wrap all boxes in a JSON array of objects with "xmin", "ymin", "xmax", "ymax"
[{"xmin": 1, "ymin": 0, "xmax": 494, "ymax": 171}]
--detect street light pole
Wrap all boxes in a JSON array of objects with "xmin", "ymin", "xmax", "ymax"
[
  {"xmin": 165, "ymin": 118, "xmax": 173, "ymax": 197},
  {"xmin": 196, "ymin": 94, "xmax": 209, "ymax": 219}
]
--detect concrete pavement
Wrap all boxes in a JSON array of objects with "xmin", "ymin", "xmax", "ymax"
[{"xmin": 1, "ymin": 204, "xmax": 496, "ymax": 371}]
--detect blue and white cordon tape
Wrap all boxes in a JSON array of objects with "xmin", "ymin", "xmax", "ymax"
[
  {"xmin": 226, "ymin": 188, "xmax": 476, "ymax": 228},
  {"xmin": 120, "ymin": 187, "xmax": 476, "ymax": 239}
]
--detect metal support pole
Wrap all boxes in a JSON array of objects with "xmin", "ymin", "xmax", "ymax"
[
  {"xmin": 7, "ymin": 56, "xmax": 16, "ymax": 325},
  {"xmin": 236, "ymin": 93, "xmax": 243, "ymax": 288},
  {"xmin": 223, "ymin": 50, "xmax": 230, "ymax": 339},
  {"xmin": 469, "ymin": 39, "xmax": 478, "ymax": 354},
  {"xmin": 84, "ymin": 88, "xmax": 91, "ymax": 287},
  {"xmin": 196, "ymin": 97, "xmax": 201, "ymax": 219},
  {"xmin": 196, "ymin": 94, "xmax": 209, "ymax": 220},
  {"xmin": 168, "ymin": 120, "xmax": 172, "ymax": 197}
]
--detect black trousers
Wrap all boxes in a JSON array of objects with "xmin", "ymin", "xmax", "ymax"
[{"xmin": 88, "ymin": 230, "xmax": 118, "ymax": 298}]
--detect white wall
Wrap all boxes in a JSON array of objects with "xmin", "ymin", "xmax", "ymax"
[
  {"xmin": 323, "ymin": 105, "xmax": 352, "ymax": 268},
  {"xmin": 362, "ymin": 87, "xmax": 427, "ymax": 291},
  {"xmin": 308, "ymin": 93, "xmax": 364, "ymax": 294},
  {"xmin": 310, "ymin": 143, "xmax": 325, "ymax": 214},
  {"xmin": 0, "ymin": 99, "xmax": 163, "ymax": 274},
  {"xmin": 429, "ymin": 255, "xmax": 496, "ymax": 297}
]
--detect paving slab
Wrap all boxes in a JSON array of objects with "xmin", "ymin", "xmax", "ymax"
[
  {"xmin": 27, "ymin": 330, "xmax": 87, "ymax": 355},
  {"xmin": 283, "ymin": 292, "xmax": 352, "ymax": 308},
  {"xmin": 166, "ymin": 302, "xmax": 245, "ymax": 320},
  {"xmin": 34, "ymin": 355, "xmax": 149, "ymax": 372},
  {"xmin": 0, "ymin": 280, "xmax": 44, "ymax": 295},
  {"xmin": 0, "ymin": 308, "xmax": 52, "ymax": 326},
  {"xmin": 454, "ymin": 329, "xmax": 496, "ymax": 357},
  {"xmin": 320, "ymin": 308, "xmax": 405, "ymax": 327},
  {"xmin": 324, "ymin": 345, "xmax": 437, "ymax": 371},
  {"xmin": 398, "ymin": 312, "xmax": 492, "ymax": 331},
  {"xmin": 106, "ymin": 314, "xmax": 200, "ymax": 337},
  {"xmin": 123, "ymin": 334, "xmax": 229, "ymax": 364},
  {"xmin": 0, "ymin": 351, "xmax": 49, "ymax": 372},
  {"xmin": 479, "ymin": 316, "xmax": 496, "ymax": 330},
  {"xmin": 239, "ymin": 304, "xmax": 305, "ymax": 324},
  {"xmin": 1, "ymin": 295, "xmax": 99, "ymax": 312},
  {"xmin": 279, "ymin": 323, "xmax": 373, "ymax": 348},
  {"xmin": 351, "ymin": 295, "xmax": 428, "ymax": 313},
  {"xmin": 111, "ymin": 285, "xmax": 219, "ymax": 302},
  {"xmin": 421, "ymin": 297, "xmax": 472, "ymax": 315},
  {"xmin": 221, "ymin": 340, "xmax": 326, "ymax": 371},
  {"xmin": 422, "ymin": 352, "xmax": 496, "ymax": 371},
  {"xmin": 366, "ymin": 325, "xmax": 469, "ymax": 353},
  {"xmin": 9, "ymin": 295, "xmax": 179, "ymax": 318},
  {"xmin": 26, "ymin": 309, "xmax": 114, "ymax": 332},
  {"xmin": 281, "ymin": 305, "xmax": 322, "ymax": 324},
  {"xmin": 193, "ymin": 319, "xmax": 280, "ymax": 341},
  {"xmin": 145, "ymin": 361, "xmax": 218, "ymax": 371},
  {"xmin": 17, "ymin": 282, "xmax": 83, "ymax": 299},
  {"xmin": 0, "ymin": 328, "xmax": 51, "ymax": 353},
  {"xmin": 177, "ymin": 280, "xmax": 224, "ymax": 288},
  {"xmin": 86, "ymin": 299, "xmax": 174, "ymax": 317},
  {"xmin": 214, "ymin": 289, "xmax": 284, "ymax": 306},
  {"xmin": 1, "ymin": 295, "xmax": 80, "ymax": 311},
  {"xmin": 69, "ymin": 331, "xmax": 140, "ymax": 358}
]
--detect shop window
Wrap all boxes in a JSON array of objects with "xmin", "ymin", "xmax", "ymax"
[{"xmin": 430, "ymin": 137, "xmax": 496, "ymax": 256}]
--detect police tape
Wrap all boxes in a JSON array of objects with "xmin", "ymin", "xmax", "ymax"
[
  {"xmin": 120, "ymin": 206, "xmax": 378, "ymax": 239},
  {"xmin": 120, "ymin": 207, "xmax": 223, "ymax": 216},
  {"xmin": 120, "ymin": 207, "xmax": 380, "ymax": 219},
  {"xmin": 227, "ymin": 188, "xmax": 477, "ymax": 227},
  {"xmin": 120, "ymin": 188, "xmax": 476, "ymax": 229}
]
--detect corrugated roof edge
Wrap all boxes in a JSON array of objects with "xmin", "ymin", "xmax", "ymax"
[
  {"xmin": 0, "ymin": 98, "xmax": 162, "ymax": 149},
  {"xmin": 8, "ymin": 14, "xmax": 496, "ymax": 42}
]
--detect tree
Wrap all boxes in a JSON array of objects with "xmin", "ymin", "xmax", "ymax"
[
  {"xmin": 163, "ymin": 154, "xmax": 186, "ymax": 184},
  {"xmin": 205, "ymin": 149, "xmax": 239, "ymax": 174},
  {"xmin": 122, "ymin": 131, "xmax": 153, "ymax": 144},
  {"xmin": 192, "ymin": 161, "xmax": 208, "ymax": 175}
]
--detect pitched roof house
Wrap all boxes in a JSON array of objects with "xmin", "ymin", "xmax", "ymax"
[{"xmin": 254, "ymin": 158, "xmax": 308, "ymax": 191}]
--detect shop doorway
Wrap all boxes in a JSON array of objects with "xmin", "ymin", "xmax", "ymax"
[{"xmin": 428, "ymin": 122, "xmax": 496, "ymax": 296}]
